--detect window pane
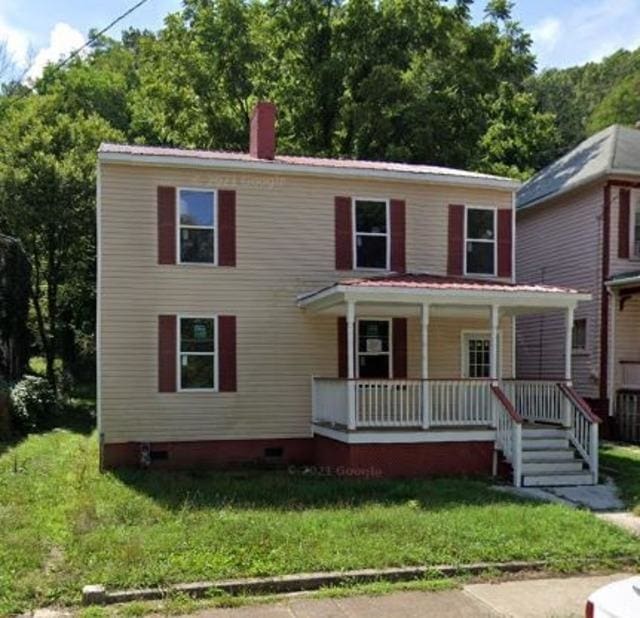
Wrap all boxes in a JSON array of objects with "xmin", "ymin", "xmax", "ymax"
[
  {"xmin": 180, "ymin": 190, "xmax": 215, "ymax": 226},
  {"xmin": 358, "ymin": 354, "xmax": 389, "ymax": 378},
  {"xmin": 358, "ymin": 320, "xmax": 389, "ymax": 353},
  {"xmin": 466, "ymin": 241, "xmax": 494, "ymax": 275},
  {"xmin": 181, "ymin": 228, "xmax": 215, "ymax": 263},
  {"xmin": 468, "ymin": 339, "xmax": 490, "ymax": 378},
  {"xmin": 572, "ymin": 319, "xmax": 587, "ymax": 350},
  {"xmin": 181, "ymin": 354, "xmax": 215, "ymax": 389},
  {"xmin": 356, "ymin": 200, "xmax": 387, "ymax": 233},
  {"xmin": 356, "ymin": 235, "xmax": 387, "ymax": 269},
  {"xmin": 467, "ymin": 209, "xmax": 494, "ymax": 240},
  {"xmin": 181, "ymin": 318, "xmax": 215, "ymax": 352}
]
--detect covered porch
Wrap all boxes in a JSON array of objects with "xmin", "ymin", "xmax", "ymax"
[{"xmin": 299, "ymin": 274, "xmax": 599, "ymax": 486}]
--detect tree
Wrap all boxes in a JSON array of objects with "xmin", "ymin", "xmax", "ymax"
[
  {"xmin": 588, "ymin": 72, "xmax": 640, "ymax": 133},
  {"xmin": 0, "ymin": 95, "xmax": 122, "ymax": 392}
]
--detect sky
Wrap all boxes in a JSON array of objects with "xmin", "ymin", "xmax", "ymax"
[{"xmin": 2, "ymin": 0, "xmax": 640, "ymax": 81}]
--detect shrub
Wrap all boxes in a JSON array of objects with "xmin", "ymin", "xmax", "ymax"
[
  {"xmin": 10, "ymin": 376, "xmax": 58, "ymax": 433},
  {"xmin": 0, "ymin": 378, "xmax": 11, "ymax": 439}
]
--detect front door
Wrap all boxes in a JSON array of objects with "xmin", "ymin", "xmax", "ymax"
[
  {"xmin": 357, "ymin": 319, "xmax": 391, "ymax": 378},
  {"xmin": 462, "ymin": 333, "xmax": 500, "ymax": 378}
]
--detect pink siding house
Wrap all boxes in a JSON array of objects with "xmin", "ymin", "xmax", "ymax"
[{"xmin": 517, "ymin": 125, "xmax": 640, "ymax": 440}]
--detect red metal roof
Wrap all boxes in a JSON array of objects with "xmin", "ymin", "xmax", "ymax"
[{"xmin": 337, "ymin": 273, "xmax": 582, "ymax": 294}]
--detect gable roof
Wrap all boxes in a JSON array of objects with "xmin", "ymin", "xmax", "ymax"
[
  {"xmin": 517, "ymin": 125, "xmax": 640, "ymax": 210},
  {"xmin": 98, "ymin": 143, "xmax": 520, "ymax": 191}
]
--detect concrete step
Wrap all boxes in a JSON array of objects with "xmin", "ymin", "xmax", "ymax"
[
  {"xmin": 522, "ymin": 437, "xmax": 569, "ymax": 450},
  {"xmin": 522, "ymin": 471, "xmax": 594, "ymax": 487},
  {"xmin": 521, "ymin": 448, "xmax": 577, "ymax": 462},
  {"xmin": 521, "ymin": 460, "xmax": 584, "ymax": 474}
]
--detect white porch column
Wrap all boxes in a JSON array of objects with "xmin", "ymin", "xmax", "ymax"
[
  {"xmin": 346, "ymin": 300, "xmax": 357, "ymax": 430},
  {"xmin": 490, "ymin": 304, "xmax": 500, "ymax": 383},
  {"xmin": 564, "ymin": 305, "xmax": 574, "ymax": 385},
  {"xmin": 608, "ymin": 290, "xmax": 617, "ymax": 417},
  {"xmin": 421, "ymin": 302, "xmax": 430, "ymax": 429}
]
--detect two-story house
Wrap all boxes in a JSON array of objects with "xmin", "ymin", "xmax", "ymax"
[
  {"xmin": 517, "ymin": 125, "xmax": 640, "ymax": 442},
  {"xmin": 97, "ymin": 102, "xmax": 598, "ymax": 486}
]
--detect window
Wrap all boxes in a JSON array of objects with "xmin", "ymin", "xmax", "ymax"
[
  {"xmin": 354, "ymin": 199, "xmax": 389, "ymax": 269},
  {"xmin": 179, "ymin": 189, "xmax": 216, "ymax": 264},
  {"xmin": 462, "ymin": 332, "xmax": 500, "ymax": 378},
  {"xmin": 634, "ymin": 193, "xmax": 640, "ymax": 258},
  {"xmin": 179, "ymin": 316, "xmax": 217, "ymax": 390},
  {"xmin": 357, "ymin": 319, "xmax": 391, "ymax": 378},
  {"xmin": 572, "ymin": 318, "xmax": 587, "ymax": 352},
  {"xmin": 465, "ymin": 207, "xmax": 496, "ymax": 276}
]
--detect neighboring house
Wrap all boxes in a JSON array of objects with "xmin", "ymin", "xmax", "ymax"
[
  {"xmin": 97, "ymin": 102, "xmax": 598, "ymax": 486},
  {"xmin": 517, "ymin": 124, "xmax": 640, "ymax": 441}
]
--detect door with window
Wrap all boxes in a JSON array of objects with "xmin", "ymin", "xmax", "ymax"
[
  {"xmin": 462, "ymin": 333, "xmax": 500, "ymax": 378},
  {"xmin": 357, "ymin": 319, "xmax": 391, "ymax": 378}
]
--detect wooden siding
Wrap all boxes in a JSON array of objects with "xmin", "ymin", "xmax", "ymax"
[
  {"xmin": 609, "ymin": 183, "xmax": 640, "ymax": 277},
  {"xmin": 612, "ymin": 295, "xmax": 640, "ymax": 391},
  {"xmin": 516, "ymin": 184, "xmax": 603, "ymax": 396},
  {"xmin": 99, "ymin": 163, "xmax": 512, "ymax": 443}
]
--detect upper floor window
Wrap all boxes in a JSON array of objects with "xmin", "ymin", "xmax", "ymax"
[
  {"xmin": 354, "ymin": 199, "xmax": 389, "ymax": 270},
  {"xmin": 179, "ymin": 316, "xmax": 217, "ymax": 390},
  {"xmin": 179, "ymin": 189, "xmax": 216, "ymax": 264},
  {"xmin": 465, "ymin": 207, "xmax": 496, "ymax": 276},
  {"xmin": 634, "ymin": 194, "xmax": 640, "ymax": 258}
]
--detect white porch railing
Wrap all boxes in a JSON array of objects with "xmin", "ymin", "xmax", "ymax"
[
  {"xmin": 501, "ymin": 380, "xmax": 566, "ymax": 425},
  {"xmin": 356, "ymin": 380, "xmax": 422, "ymax": 427},
  {"xmin": 492, "ymin": 384, "xmax": 523, "ymax": 487},
  {"xmin": 312, "ymin": 378, "xmax": 350, "ymax": 428},
  {"xmin": 429, "ymin": 380, "xmax": 493, "ymax": 426},
  {"xmin": 621, "ymin": 361, "xmax": 640, "ymax": 389}
]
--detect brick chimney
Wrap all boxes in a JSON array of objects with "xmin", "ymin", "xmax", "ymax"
[{"xmin": 249, "ymin": 101, "xmax": 277, "ymax": 160}]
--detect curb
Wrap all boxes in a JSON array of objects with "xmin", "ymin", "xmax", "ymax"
[{"xmin": 83, "ymin": 559, "xmax": 557, "ymax": 605}]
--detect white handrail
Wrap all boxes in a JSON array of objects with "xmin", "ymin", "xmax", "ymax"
[{"xmin": 492, "ymin": 385, "xmax": 523, "ymax": 487}]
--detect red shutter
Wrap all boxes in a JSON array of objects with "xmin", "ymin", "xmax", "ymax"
[
  {"xmin": 218, "ymin": 315, "xmax": 237, "ymax": 392},
  {"xmin": 497, "ymin": 209, "xmax": 513, "ymax": 278},
  {"xmin": 335, "ymin": 196, "xmax": 353, "ymax": 270},
  {"xmin": 390, "ymin": 199, "xmax": 406, "ymax": 273},
  {"xmin": 158, "ymin": 186, "xmax": 176, "ymax": 264},
  {"xmin": 218, "ymin": 190, "xmax": 236, "ymax": 266},
  {"xmin": 619, "ymin": 188, "xmax": 631, "ymax": 259},
  {"xmin": 158, "ymin": 315, "xmax": 177, "ymax": 392},
  {"xmin": 392, "ymin": 317, "xmax": 407, "ymax": 378},
  {"xmin": 447, "ymin": 204, "xmax": 465, "ymax": 276},
  {"xmin": 337, "ymin": 317, "xmax": 347, "ymax": 378}
]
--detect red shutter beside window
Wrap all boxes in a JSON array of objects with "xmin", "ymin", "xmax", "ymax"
[
  {"xmin": 447, "ymin": 204, "xmax": 465, "ymax": 276},
  {"xmin": 390, "ymin": 199, "xmax": 406, "ymax": 273},
  {"xmin": 218, "ymin": 190, "xmax": 236, "ymax": 266},
  {"xmin": 335, "ymin": 196, "xmax": 353, "ymax": 270},
  {"xmin": 392, "ymin": 317, "xmax": 407, "ymax": 379},
  {"xmin": 337, "ymin": 317, "xmax": 347, "ymax": 378},
  {"xmin": 218, "ymin": 315, "xmax": 237, "ymax": 392},
  {"xmin": 619, "ymin": 188, "xmax": 631, "ymax": 259},
  {"xmin": 158, "ymin": 315, "xmax": 177, "ymax": 392},
  {"xmin": 158, "ymin": 186, "xmax": 176, "ymax": 264},
  {"xmin": 497, "ymin": 209, "xmax": 513, "ymax": 278}
]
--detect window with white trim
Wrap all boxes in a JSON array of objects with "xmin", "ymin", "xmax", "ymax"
[
  {"xmin": 634, "ymin": 193, "xmax": 640, "ymax": 258},
  {"xmin": 572, "ymin": 318, "xmax": 587, "ymax": 352},
  {"xmin": 357, "ymin": 319, "xmax": 391, "ymax": 378},
  {"xmin": 465, "ymin": 207, "xmax": 496, "ymax": 276},
  {"xmin": 179, "ymin": 316, "xmax": 217, "ymax": 390},
  {"xmin": 179, "ymin": 189, "xmax": 216, "ymax": 263},
  {"xmin": 354, "ymin": 199, "xmax": 389, "ymax": 269}
]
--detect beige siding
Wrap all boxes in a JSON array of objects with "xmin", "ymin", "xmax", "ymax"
[
  {"xmin": 516, "ymin": 184, "xmax": 603, "ymax": 396},
  {"xmin": 100, "ymin": 163, "xmax": 513, "ymax": 443},
  {"xmin": 612, "ymin": 295, "xmax": 640, "ymax": 391}
]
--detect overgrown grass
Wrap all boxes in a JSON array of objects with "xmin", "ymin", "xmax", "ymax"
[
  {"xmin": 2, "ymin": 432, "xmax": 640, "ymax": 615},
  {"xmin": 601, "ymin": 442, "xmax": 640, "ymax": 513}
]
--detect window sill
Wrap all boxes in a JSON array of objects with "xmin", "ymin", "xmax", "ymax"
[{"xmin": 571, "ymin": 350, "xmax": 589, "ymax": 357}]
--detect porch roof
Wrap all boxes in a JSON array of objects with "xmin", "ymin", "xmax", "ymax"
[
  {"xmin": 606, "ymin": 270, "xmax": 640, "ymax": 290},
  {"xmin": 297, "ymin": 272, "xmax": 590, "ymax": 313}
]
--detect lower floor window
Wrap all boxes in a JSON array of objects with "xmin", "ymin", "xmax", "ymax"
[
  {"xmin": 463, "ymin": 333, "xmax": 500, "ymax": 378},
  {"xmin": 179, "ymin": 316, "xmax": 217, "ymax": 390},
  {"xmin": 358, "ymin": 319, "xmax": 390, "ymax": 378}
]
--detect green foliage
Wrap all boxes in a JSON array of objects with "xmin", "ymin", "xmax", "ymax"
[
  {"xmin": 588, "ymin": 73, "xmax": 640, "ymax": 134},
  {"xmin": 9, "ymin": 375, "xmax": 58, "ymax": 432}
]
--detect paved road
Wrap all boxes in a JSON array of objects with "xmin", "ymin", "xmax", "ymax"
[{"xmin": 176, "ymin": 573, "xmax": 629, "ymax": 618}]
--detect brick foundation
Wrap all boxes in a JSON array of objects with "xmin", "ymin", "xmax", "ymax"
[{"xmin": 314, "ymin": 435, "xmax": 494, "ymax": 478}]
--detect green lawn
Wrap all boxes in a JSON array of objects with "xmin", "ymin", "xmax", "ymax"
[
  {"xmin": 601, "ymin": 442, "xmax": 640, "ymax": 513},
  {"xmin": 2, "ymin": 432, "xmax": 640, "ymax": 615}
]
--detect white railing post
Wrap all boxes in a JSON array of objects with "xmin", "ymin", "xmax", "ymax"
[
  {"xmin": 513, "ymin": 423, "xmax": 522, "ymax": 487},
  {"xmin": 489, "ymin": 304, "xmax": 500, "ymax": 382},
  {"xmin": 590, "ymin": 422, "xmax": 599, "ymax": 484},
  {"xmin": 564, "ymin": 306, "xmax": 575, "ymax": 428},
  {"xmin": 421, "ymin": 303, "xmax": 430, "ymax": 429},
  {"xmin": 346, "ymin": 300, "xmax": 357, "ymax": 430}
]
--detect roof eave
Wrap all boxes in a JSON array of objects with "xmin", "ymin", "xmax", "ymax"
[{"xmin": 98, "ymin": 150, "xmax": 521, "ymax": 191}]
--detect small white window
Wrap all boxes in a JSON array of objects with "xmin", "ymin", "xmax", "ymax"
[
  {"xmin": 179, "ymin": 316, "xmax": 217, "ymax": 390},
  {"xmin": 465, "ymin": 207, "xmax": 496, "ymax": 276},
  {"xmin": 633, "ymin": 193, "xmax": 640, "ymax": 258},
  {"xmin": 178, "ymin": 189, "xmax": 216, "ymax": 264},
  {"xmin": 572, "ymin": 318, "xmax": 587, "ymax": 352},
  {"xmin": 354, "ymin": 199, "xmax": 389, "ymax": 269},
  {"xmin": 357, "ymin": 319, "xmax": 391, "ymax": 378}
]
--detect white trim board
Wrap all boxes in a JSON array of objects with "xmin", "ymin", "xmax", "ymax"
[{"xmin": 312, "ymin": 424, "xmax": 496, "ymax": 444}]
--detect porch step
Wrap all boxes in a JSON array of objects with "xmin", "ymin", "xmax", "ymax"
[
  {"xmin": 522, "ymin": 437, "xmax": 569, "ymax": 450},
  {"xmin": 522, "ymin": 471, "xmax": 594, "ymax": 487},
  {"xmin": 521, "ymin": 448, "xmax": 576, "ymax": 462},
  {"xmin": 521, "ymin": 459, "xmax": 585, "ymax": 474},
  {"xmin": 522, "ymin": 426, "xmax": 568, "ymax": 439}
]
